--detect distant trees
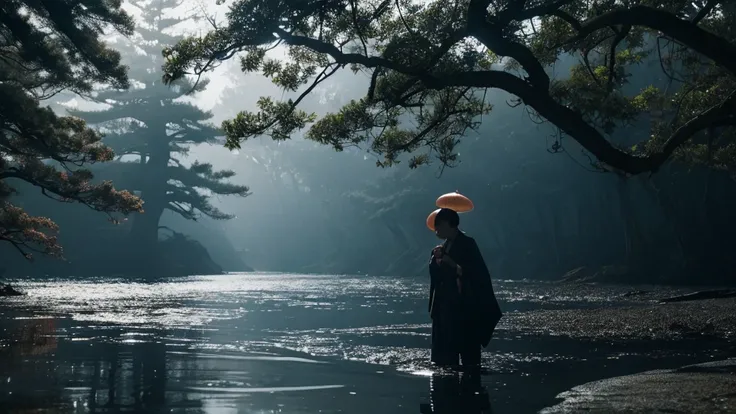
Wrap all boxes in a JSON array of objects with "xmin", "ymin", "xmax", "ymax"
[
  {"xmin": 71, "ymin": 0, "xmax": 250, "ymax": 250},
  {"xmin": 0, "ymin": 0, "xmax": 143, "ymax": 260},
  {"xmin": 161, "ymin": 0, "xmax": 734, "ymax": 176}
]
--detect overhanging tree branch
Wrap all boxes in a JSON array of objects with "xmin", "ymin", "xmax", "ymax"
[
  {"xmin": 691, "ymin": 0, "xmax": 720, "ymax": 25},
  {"xmin": 272, "ymin": 30, "xmax": 700, "ymax": 174},
  {"xmin": 162, "ymin": 0, "xmax": 736, "ymax": 176},
  {"xmin": 658, "ymin": 90, "xmax": 736, "ymax": 163},
  {"xmin": 467, "ymin": 0, "xmax": 551, "ymax": 91},
  {"xmin": 571, "ymin": 6, "xmax": 736, "ymax": 77}
]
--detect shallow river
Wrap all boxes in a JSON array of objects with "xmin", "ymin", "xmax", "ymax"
[{"xmin": 0, "ymin": 274, "xmax": 732, "ymax": 413}]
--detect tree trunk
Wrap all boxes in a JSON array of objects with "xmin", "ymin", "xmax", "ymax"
[
  {"xmin": 616, "ymin": 177, "xmax": 649, "ymax": 279},
  {"xmin": 641, "ymin": 174, "xmax": 687, "ymax": 273},
  {"xmin": 129, "ymin": 134, "xmax": 170, "ymax": 259},
  {"xmin": 129, "ymin": 194, "xmax": 166, "ymax": 247},
  {"xmin": 547, "ymin": 199, "xmax": 561, "ymax": 266}
]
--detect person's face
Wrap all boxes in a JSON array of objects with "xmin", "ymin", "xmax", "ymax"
[{"xmin": 434, "ymin": 220, "xmax": 453, "ymax": 240}]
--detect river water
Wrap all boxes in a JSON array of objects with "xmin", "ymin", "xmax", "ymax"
[{"xmin": 0, "ymin": 273, "xmax": 732, "ymax": 413}]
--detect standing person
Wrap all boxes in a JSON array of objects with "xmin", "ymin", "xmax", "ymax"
[{"xmin": 428, "ymin": 208, "xmax": 502, "ymax": 369}]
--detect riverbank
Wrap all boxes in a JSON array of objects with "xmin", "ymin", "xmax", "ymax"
[
  {"xmin": 0, "ymin": 283, "xmax": 22, "ymax": 297},
  {"xmin": 541, "ymin": 358, "xmax": 736, "ymax": 413},
  {"xmin": 503, "ymin": 297, "xmax": 736, "ymax": 340}
]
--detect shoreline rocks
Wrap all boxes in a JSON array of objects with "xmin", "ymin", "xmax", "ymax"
[
  {"xmin": 659, "ymin": 289, "xmax": 736, "ymax": 303},
  {"xmin": 504, "ymin": 298, "xmax": 736, "ymax": 340},
  {"xmin": 541, "ymin": 359, "xmax": 736, "ymax": 413},
  {"xmin": 0, "ymin": 283, "xmax": 23, "ymax": 297}
]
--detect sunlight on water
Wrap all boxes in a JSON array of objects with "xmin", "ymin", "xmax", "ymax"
[
  {"xmin": 168, "ymin": 351, "xmax": 328, "ymax": 364},
  {"xmin": 4, "ymin": 273, "xmax": 428, "ymax": 327},
  {"xmin": 0, "ymin": 273, "xmax": 695, "ymax": 375},
  {"xmin": 5, "ymin": 273, "xmax": 681, "ymax": 321},
  {"xmin": 0, "ymin": 273, "xmax": 731, "ymax": 414},
  {"xmin": 188, "ymin": 384, "xmax": 345, "ymax": 393}
]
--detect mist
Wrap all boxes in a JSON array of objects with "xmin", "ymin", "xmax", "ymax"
[
  {"xmin": 3, "ymin": 2, "xmax": 736, "ymax": 413},
  {"xmin": 2, "ymin": 0, "xmax": 735, "ymax": 287}
]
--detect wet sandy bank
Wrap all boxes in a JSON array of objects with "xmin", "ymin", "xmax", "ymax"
[
  {"xmin": 541, "ymin": 358, "xmax": 736, "ymax": 413},
  {"xmin": 503, "ymin": 297, "xmax": 736, "ymax": 340}
]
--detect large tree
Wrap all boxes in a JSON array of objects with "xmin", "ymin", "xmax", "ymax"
[
  {"xmin": 159, "ymin": 0, "xmax": 735, "ymax": 176},
  {"xmin": 0, "ymin": 0, "xmax": 143, "ymax": 259},
  {"xmin": 71, "ymin": 0, "xmax": 250, "ymax": 248}
]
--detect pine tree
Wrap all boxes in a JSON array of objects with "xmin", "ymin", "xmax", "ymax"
[
  {"xmin": 162, "ymin": 0, "xmax": 736, "ymax": 176},
  {"xmin": 70, "ymin": 0, "xmax": 250, "ymax": 249},
  {"xmin": 0, "ymin": 0, "xmax": 143, "ymax": 260}
]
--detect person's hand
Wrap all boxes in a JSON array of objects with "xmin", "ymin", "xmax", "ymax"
[{"xmin": 432, "ymin": 246, "xmax": 443, "ymax": 264}]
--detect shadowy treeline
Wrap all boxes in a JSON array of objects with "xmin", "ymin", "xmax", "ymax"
[
  {"xmin": 207, "ymin": 51, "xmax": 736, "ymax": 286},
  {"xmin": 2, "ymin": 3, "xmax": 735, "ymax": 286}
]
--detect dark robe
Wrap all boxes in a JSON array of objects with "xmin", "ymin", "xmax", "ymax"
[{"xmin": 429, "ymin": 232, "xmax": 502, "ymax": 365}]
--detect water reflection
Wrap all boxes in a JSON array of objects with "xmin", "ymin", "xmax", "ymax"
[
  {"xmin": 4, "ymin": 317, "xmax": 57, "ymax": 357},
  {"xmin": 0, "ymin": 314, "xmax": 426, "ymax": 414},
  {"xmin": 2, "ymin": 275, "xmax": 735, "ymax": 414},
  {"xmin": 0, "ymin": 320, "xmax": 205, "ymax": 413},
  {"xmin": 420, "ymin": 372, "xmax": 493, "ymax": 414}
]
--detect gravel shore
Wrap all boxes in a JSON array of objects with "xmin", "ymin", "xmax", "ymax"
[
  {"xmin": 541, "ymin": 359, "xmax": 736, "ymax": 413},
  {"xmin": 502, "ymin": 298, "xmax": 736, "ymax": 340}
]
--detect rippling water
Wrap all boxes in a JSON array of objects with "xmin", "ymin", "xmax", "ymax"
[{"xmin": 0, "ymin": 273, "xmax": 731, "ymax": 413}]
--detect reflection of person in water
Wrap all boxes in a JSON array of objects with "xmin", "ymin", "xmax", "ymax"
[
  {"xmin": 428, "ymin": 208, "xmax": 502, "ymax": 369},
  {"xmin": 419, "ymin": 372, "xmax": 493, "ymax": 414}
]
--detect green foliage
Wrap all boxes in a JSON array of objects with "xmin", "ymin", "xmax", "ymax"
[
  {"xmin": 639, "ymin": 2, "xmax": 736, "ymax": 175},
  {"xmin": 160, "ymin": 0, "xmax": 736, "ymax": 175},
  {"xmin": 1, "ymin": 0, "xmax": 143, "ymax": 260},
  {"xmin": 71, "ymin": 0, "xmax": 250, "ymax": 228},
  {"xmin": 222, "ymin": 97, "xmax": 317, "ymax": 146}
]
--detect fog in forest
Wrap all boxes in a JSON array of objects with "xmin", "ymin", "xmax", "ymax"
[
  {"xmin": 3, "ymin": 0, "xmax": 735, "ymax": 287},
  {"xmin": 4, "ymin": 2, "xmax": 736, "ymax": 413}
]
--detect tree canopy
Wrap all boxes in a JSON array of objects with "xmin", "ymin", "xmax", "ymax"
[
  {"xmin": 0, "ymin": 0, "xmax": 143, "ymax": 259},
  {"xmin": 161, "ymin": 0, "xmax": 735, "ymax": 175},
  {"xmin": 71, "ymin": 0, "xmax": 250, "ymax": 237}
]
